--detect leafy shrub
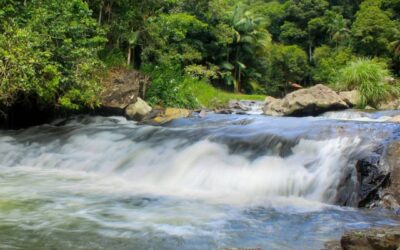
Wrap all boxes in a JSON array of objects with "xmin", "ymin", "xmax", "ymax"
[
  {"xmin": 100, "ymin": 49, "xmax": 126, "ymax": 69},
  {"xmin": 312, "ymin": 46, "xmax": 355, "ymax": 84},
  {"xmin": 144, "ymin": 64, "xmax": 199, "ymax": 109},
  {"xmin": 0, "ymin": 0, "xmax": 106, "ymax": 111},
  {"xmin": 334, "ymin": 58, "xmax": 399, "ymax": 107}
]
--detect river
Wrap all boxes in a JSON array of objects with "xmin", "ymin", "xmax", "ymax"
[{"xmin": 0, "ymin": 111, "xmax": 400, "ymax": 249}]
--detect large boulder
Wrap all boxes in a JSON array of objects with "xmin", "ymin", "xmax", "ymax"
[
  {"xmin": 338, "ymin": 90, "xmax": 360, "ymax": 107},
  {"xmin": 96, "ymin": 69, "xmax": 152, "ymax": 120},
  {"xmin": 152, "ymin": 108, "xmax": 192, "ymax": 124},
  {"xmin": 263, "ymin": 84, "xmax": 349, "ymax": 116},
  {"xmin": 379, "ymin": 99, "xmax": 400, "ymax": 110},
  {"xmin": 100, "ymin": 70, "xmax": 149, "ymax": 109},
  {"xmin": 389, "ymin": 115, "xmax": 400, "ymax": 123},
  {"xmin": 383, "ymin": 141, "xmax": 400, "ymax": 209},
  {"xmin": 324, "ymin": 226, "xmax": 400, "ymax": 250},
  {"xmin": 350, "ymin": 140, "xmax": 400, "ymax": 211},
  {"xmin": 125, "ymin": 97, "xmax": 152, "ymax": 120}
]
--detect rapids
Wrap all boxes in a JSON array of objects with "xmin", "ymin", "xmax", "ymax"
[{"xmin": 0, "ymin": 112, "xmax": 400, "ymax": 249}]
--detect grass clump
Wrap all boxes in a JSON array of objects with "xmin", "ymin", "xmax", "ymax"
[
  {"xmin": 186, "ymin": 80, "xmax": 265, "ymax": 109},
  {"xmin": 334, "ymin": 58, "xmax": 399, "ymax": 108},
  {"xmin": 144, "ymin": 64, "xmax": 264, "ymax": 109}
]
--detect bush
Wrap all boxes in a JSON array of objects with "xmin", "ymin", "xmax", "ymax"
[
  {"xmin": 334, "ymin": 58, "xmax": 399, "ymax": 107},
  {"xmin": 144, "ymin": 64, "xmax": 199, "ymax": 109},
  {"xmin": 0, "ymin": 0, "xmax": 106, "ymax": 112},
  {"xmin": 312, "ymin": 46, "xmax": 355, "ymax": 84},
  {"xmin": 143, "ymin": 64, "xmax": 265, "ymax": 109}
]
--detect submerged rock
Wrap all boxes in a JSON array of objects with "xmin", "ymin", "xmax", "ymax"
[
  {"xmin": 263, "ymin": 84, "xmax": 349, "ymax": 117},
  {"xmin": 324, "ymin": 226, "xmax": 400, "ymax": 250}
]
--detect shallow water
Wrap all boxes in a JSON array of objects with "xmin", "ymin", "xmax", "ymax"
[{"xmin": 0, "ymin": 114, "xmax": 399, "ymax": 250}]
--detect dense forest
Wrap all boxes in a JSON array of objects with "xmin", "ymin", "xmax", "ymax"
[{"xmin": 1, "ymin": 0, "xmax": 400, "ymax": 114}]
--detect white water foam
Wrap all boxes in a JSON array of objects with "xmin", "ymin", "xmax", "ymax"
[{"xmin": 0, "ymin": 129, "xmax": 369, "ymax": 206}]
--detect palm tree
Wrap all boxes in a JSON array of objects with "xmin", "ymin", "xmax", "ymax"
[
  {"xmin": 226, "ymin": 6, "xmax": 270, "ymax": 92},
  {"xmin": 324, "ymin": 11, "xmax": 351, "ymax": 47},
  {"xmin": 391, "ymin": 39, "xmax": 400, "ymax": 59}
]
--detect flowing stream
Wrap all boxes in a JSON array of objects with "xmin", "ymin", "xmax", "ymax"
[{"xmin": 1, "ymin": 112, "xmax": 400, "ymax": 249}]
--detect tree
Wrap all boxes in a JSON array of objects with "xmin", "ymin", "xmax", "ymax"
[
  {"xmin": 323, "ymin": 10, "xmax": 351, "ymax": 47},
  {"xmin": 351, "ymin": 0, "xmax": 398, "ymax": 56},
  {"xmin": 312, "ymin": 45, "xmax": 354, "ymax": 83},
  {"xmin": 280, "ymin": 0, "xmax": 329, "ymax": 62},
  {"xmin": 0, "ymin": 0, "xmax": 106, "ymax": 111},
  {"xmin": 265, "ymin": 44, "xmax": 309, "ymax": 96}
]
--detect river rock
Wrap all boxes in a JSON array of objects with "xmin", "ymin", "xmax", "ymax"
[
  {"xmin": 353, "ymin": 140, "xmax": 400, "ymax": 211},
  {"xmin": 263, "ymin": 84, "xmax": 349, "ymax": 117},
  {"xmin": 125, "ymin": 97, "xmax": 152, "ymax": 120},
  {"xmin": 382, "ymin": 141, "xmax": 400, "ymax": 210},
  {"xmin": 389, "ymin": 115, "xmax": 400, "ymax": 123},
  {"xmin": 379, "ymin": 99, "xmax": 400, "ymax": 110},
  {"xmin": 99, "ymin": 69, "xmax": 150, "ymax": 115},
  {"xmin": 152, "ymin": 108, "xmax": 191, "ymax": 124},
  {"xmin": 229, "ymin": 100, "xmax": 250, "ymax": 111},
  {"xmin": 365, "ymin": 105, "xmax": 375, "ymax": 110},
  {"xmin": 338, "ymin": 90, "xmax": 360, "ymax": 107},
  {"xmin": 324, "ymin": 226, "xmax": 400, "ymax": 250}
]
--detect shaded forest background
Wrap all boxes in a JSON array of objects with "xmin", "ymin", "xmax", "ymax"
[{"xmin": 1, "ymin": 0, "xmax": 400, "ymax": 113}]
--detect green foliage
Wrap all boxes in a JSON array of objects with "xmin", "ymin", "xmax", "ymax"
[
  {"xmin": 3, "ymin": 0, "xmax": 400, "ymax": 114},
  {"xmin": 0, "ymin": 25, "xmax": 59, "ymax": 107},
  {"xmin": 265, "ymin": 44, "xmax": 309, "ymax": 96},
  {"xmin": 312, "ymin": 46, "xmax": 355, "ymax": 83},
  {"xmin": 334, "ymin": 58, "xmax": 400, "ymax": 107},
  {"xmin": 144, "ymin": 65, "xmax": 199, "ymax": 109},
  {"xmin": 351, "ymin": 0, "xmax": 398, "ymax": 56},
  {"xmin": 88, "ymin": 0, "xmax": 400, "ymax": 103},
  {"xmin": 186, "ymin": 80, "xmax": 265, "ymax": 109},
  {"xmin": 143, "ymin": 13, "xmax": 208, "ymax": 66},
  {"xmin": 0, "ymin": 0, "xmax": 106, "ymax": 112}
]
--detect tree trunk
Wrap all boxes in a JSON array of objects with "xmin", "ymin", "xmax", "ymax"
[
  {"xmin": 127, "ymin": 46, "xmax": 132, "ymax": 66},
  {"xmin": 98, "ymin": 2, "xmax": 103, "ymax": 26},
  {"xmin": 237, "ymin": 68, "xmax": 241, "ymax": 93}
]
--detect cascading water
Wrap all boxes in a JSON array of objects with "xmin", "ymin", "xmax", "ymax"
[{"xmin": 0, "ymin": 114, "xmax": 399, "ymax": 249}]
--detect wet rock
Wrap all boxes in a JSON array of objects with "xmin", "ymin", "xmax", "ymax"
[
  {"xmin": 379, "ymin": 99, "xmax": 400, "ymax": 110},
  {"xmin": 264, "ymin": 96, "xmax": 278, "ymax": 105},
  {"xmin": 229, "ymin": 100, "xmax": 250, "ymax": 111},
  {"xmin": 125, "ymin": 98, "xmax": 152, "ymax": 121},
  {"xmin": 323, "ymin": 240, "xmax": 342, "ymax": 250},
  {"xmin": 152, "ymin": 108, "xmax": 192, "ymax": 124},
  {"xmin": 324, "ymin": 226, "xmax": 400, "ymax": 250},
  {"xmin": 365, "ymin": 106, "xmax": 375, "ymax": 110},
  {"xmin": 199, "ymin": 110, "xmax": 207, "ymax": 118},
  {"xmin": 339, "ymin": 90, "xmax": 360, "ymax": 107},
  {"xmin": 389, "ymin": 115, "xmax": 400, "ymax": 123},
  {"xmin": 351, "ymin": 141, "xmax": 400, "ymax": 211},
  {"xmin": 99, "ymin": 69, "xmax": 150, "ymax": 115},
  {"xmin": 355, "ymin": 159, "xmax": 390, "ymax": 208},
  {"xmin": 263, "ymin": 84, "xmax": 349, "ymax": 117},
  {"xmin": 382, "ymin": 141, "xmax": 400, "ymax": 209},
  {"xmin": 215, "ymin": 109, "xmax": 233, "ymax": 114}
]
